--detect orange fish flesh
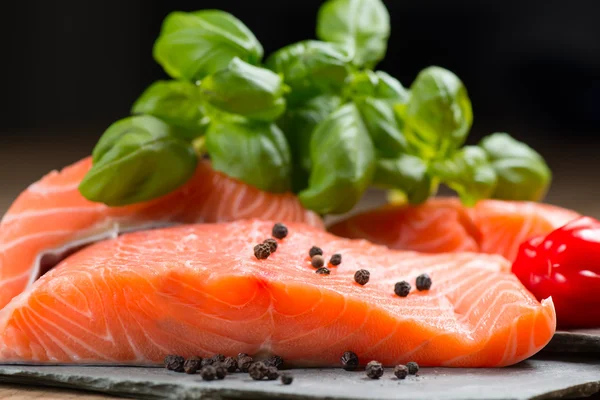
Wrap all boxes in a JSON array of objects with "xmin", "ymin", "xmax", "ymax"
[
  {"xmin": 0, "ymin": 157, "xmax": 323, "ymax": 309},
  {"xmin": 0, "ymin": 220, "xmax": 555, "ymax": 367}
]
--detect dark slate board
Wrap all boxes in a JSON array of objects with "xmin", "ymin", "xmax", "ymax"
[
  {"xmin": 546, "ymin": 329, "xmax": 600, "ymax": 353},
  {"xmin": 0, "ymin": 355, "xmax": 598, "ymax": 400}
]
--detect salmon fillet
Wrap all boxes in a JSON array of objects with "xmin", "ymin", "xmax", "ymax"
[
  {"xmin": 328, "ymin": 198, "xmax": 579, "ymax": 261},
  {"xmin": 0, "ymin": 157, "xmax": 322, "ymax": 310},
  {"xmin": 0, "ymin": 220, "xmax": 555, "ymax": 367}
]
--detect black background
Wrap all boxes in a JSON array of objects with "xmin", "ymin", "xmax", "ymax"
[{"xmin": 1, "ymin": 0, "xmax": 599, "ymax": 213}]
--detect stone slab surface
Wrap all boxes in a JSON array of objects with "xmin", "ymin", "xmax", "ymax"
[
  {"xmin": 546, "ymin": 329, "xmax": 600, "ymax": 353},
  {"xmin": 0, "ymin": 355, "xmax": 598, "ymax": 400}
]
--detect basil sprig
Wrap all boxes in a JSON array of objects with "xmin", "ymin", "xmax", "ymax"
[{"xmin": 80, "ymin": 1, "xmax": 552, "ymax": 211}]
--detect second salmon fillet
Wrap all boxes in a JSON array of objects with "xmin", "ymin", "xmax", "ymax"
[{"xmin": 0, "ymin": 220, "xmax": 555, "ymax": 367}]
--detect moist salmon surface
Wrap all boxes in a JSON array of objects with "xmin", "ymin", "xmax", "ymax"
[
  {"xmin": 329, "ymin": 198, "xmax": 579, "ymax": 261},
  {"xmin": 0, "ymin": 220, "xmax": 556, "ymax": 368},
  {"xmin": 0, "ymin": 157, "xmax": 322, "ymax": 310}
]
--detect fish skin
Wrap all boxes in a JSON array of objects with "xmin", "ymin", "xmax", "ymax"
[
  {"xmin": 328, "ymin": 198, "xmax": 580, "ymax": 261},
  {"xmin": 0, "ymin": 157, "xmax": 323, "ymax": 310},
  {"xmin": 0, "ymin": 220, "xmax": 556, "ymax": 368}
]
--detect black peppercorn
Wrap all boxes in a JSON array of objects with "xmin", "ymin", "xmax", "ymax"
[
  {"xmin": 248, "ymin": 361, "xmax": 267, "ymax": 380},
  {"xmin": 184, "ymin": 357, "xmax": 202, "ymax": 374},
  {"xmin": 201, "ymin": 358, "xmax": 213, "ymax": 368},
  {"xmin": 272, "ymin": 223, "xmax": 288, "ymax": 239},
  {"xmin": 237, "ymin": 352, "xmax": 249, "ymax": 361},
  {"xmin": 394, "ymin": 281, "xmax": 411, "ymax": 297},
  {"xmin": 265, "ymin": 366, "xmax": 279, "ymax": 380},
  {"xmin": 329, "ymin": 253, "xmax": 342, "ymax": 266},
  {"xmin": 263, "ymin": 238, "xmax": 278, "ymax": 253},
  {"xmin": 340, "ymin": 351, "xmax": 359, "ymax": 371},
  {"xmin": 407, "ymin": 361, "xmax": 419, "ymax": 375},
  {"xmin": 354, "ymin": 269, "xmax": 370, "ymax": 285},
  {"xmin": 201, "ymin": 365, "xmax": 217, "ymax": 381},
  {"xmin": 309, "ymin": 246, "xmax": 323, "ymax": 257},
  {"xmin": 315, "ymin": 267, "xmax": 330, "ymax": 275},
  {"xmin": 238, "ymin": 356, "xmax": 254, "ymax": 372},
  {"xmin": 254, "ymin": 243, "xmax": 271, "ymax": 260},
  {"xmin": 214, "ymin": 363, "xmax": 227, "ymax": 380},
  {"xmin": 223, "ymin": 357, "xmax": 238, "ymax": 373},
  {"xmin": 164, "ymin": 355, "xmax": 185, "ymax": 372},
  {"xmin": 311, "ymin": 255, "xmax": 325, "ymax": 268},
  {"xmin": 265, "ymin": 355, "xmax": 284, "ymax": 369},
  {"xmin": 211, "ymin": 354, "xmax": 225, "ymax": 363},
  {"xmin": 280, "ymin": 373, "xmax": 293, "ymax": 385},
  {"xmin": 365, "ymin": 360, "xmax": 384, "ymax": 379},
  {"xmin": 394, "ymin": 364, "xmax": 408, "ymax": 379},
  {"xmin": 416, "ymin": 273, "xmax": 432, "ymax": 291}
]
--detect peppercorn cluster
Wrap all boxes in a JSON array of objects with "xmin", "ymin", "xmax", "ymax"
[
  {"xmin": 254, "ymin": 223, "xmax": 289, "ymax": 260},
  {"xmin": 338, "ymin": 350, "xmax": 421, "ymax": 380},
  {"xmin": 163, "ymin": 352, "xmax": 292, "ymax": 385},
  {"xmin": 307, "ymin": 245, "xmax": 343, "ymax": 275}
]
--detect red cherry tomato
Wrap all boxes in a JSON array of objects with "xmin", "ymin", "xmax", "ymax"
[{"xmin": 512, "ymin": 216, "xmax": 600, "ymax": 328}]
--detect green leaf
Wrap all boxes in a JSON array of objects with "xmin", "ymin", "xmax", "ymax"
[
  {"xmin": 374, "ymin": 154, "xmax": 433, "ymax": 204},
  {"xmin": 479, "ymin": 133, "xmax": 552, "ymax": 201},
  {"xmin": 153, "ymin": 10, "xmax": 263, "ymax": 81},
  {"xmin": 205, "ymin": 119, "xmax": 291, "ymax": 193},
  {"xmin": 80, "ymin": 116, "xmax": 197, "ymax": 206},
  {"xmin": 348, "ymin": 70, "xmax": 409, "ymax": 157},
  {"xmin": 265, "ymin": 40, "xmax": 351, "ymax": 106},
  {"xmin": 200, "ymin": 57, "xmax": 287, "ymax": 121},
  {"xmin": 299, "ymin": 103, "xmax": 376, "ymax": 214},
  {"xmin": 347, "ymin": 70, "xmax": 409, "ymax": 103},
  {"xmin": 131, "ymin": 80, "xmax": 209, "ymax": 140},
  {"xmin": 355, "ymin": 97, "xmax": 408, "ymax": 157},
  {"xmin": 431, "ymin": 146, "xmax": 497, "ymax": 206},
  {"xmin": 374, "ymin": 71, "xmax": 410, "ymax": 102},
  {"xmin": 316, "ymin": 0, "xmax": 390, "ymax": 68},
  {"xmin": 277, "ymin": 95, "xmax": 343, "ymax": 192},
  {"xmin": 397, "ymin": 66, "xmax": 473, "ymax": 159}
]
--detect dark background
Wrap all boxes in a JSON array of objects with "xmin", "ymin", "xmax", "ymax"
[{"xmin": 1, "ymin": 0, "xmax": 599, "ymax": 214}]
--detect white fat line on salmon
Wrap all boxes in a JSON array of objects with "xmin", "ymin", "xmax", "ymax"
[
  {"xmin": 27, "ymin": 180, "xmax": 81, "ymax": 194},
  {"xmin": 25, "ymin": 221, "xmax": 179, "ymax": 288},
  {"xmin": 1, "ymin": 205, "xmax": 106, "ymax": 224}
]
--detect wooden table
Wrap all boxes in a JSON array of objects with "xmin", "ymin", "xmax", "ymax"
[{"xmin": 0, "ymin": 384, "xmax": 120, "ymax": 399}]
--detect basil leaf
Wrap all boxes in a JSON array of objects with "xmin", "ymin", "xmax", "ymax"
[
  {"xmin": 80, "ymin": 116, "xmax": 197, "ymax": 206},
  {"xmin": 265, "ymin": 40, "xmax": 351, "ymax": 106},
  {"xmin": 316, "ymin": 0, "xmax": 390, "ymax": 68},
  {"xmin": 205, "ymin": 119, "xmax": 291, "ymax": 193},
  {"xmin": 355, "ymin": 97, "xmax": 408, "ymax": 157},
  {"xmin": 397, "ymin": 66, "xmax": 473, "ymax": 159},
  {"xmin": 153, "ymin": 10, "xmax": 263, "ymax": 81},
  {"xmin": 479, "ymin": 133, "xmax": 552, "ymax": 201},
  {"xmin": 299, "ymin": 103, "xmax": 376, "ymax": 214},
  {"xmin": 348, "ymin": 70, "xmax": 408, "ymax": 103},
  {"xmin": 277, "ymin": 95, "xmax": 343, "ymax": 192},
  {"xmin": 431, "ymin": 146, "xmax": 497, "ymax": 206},
  {"xmin": 131, "ymin": 80, "xmax": 209, "ymax": 139},
  {"xmin": 200, "ymin": 57, "xmax": 287, "ymax": 121},
  {"xmin": 374, "ymin": 71, "xmax": 409, "ymax": 102},
  {"xmin": 374, "ymin": 154, "xmax": 432, "ymax": 204}
]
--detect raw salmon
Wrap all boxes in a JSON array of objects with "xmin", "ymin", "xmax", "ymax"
[
  {"xmin": 328, "ymin": 198, "xmax": 579, "ymax": 261},
  {"xmin": 0, "ymin": 157, "xmax": 323, "ymax": 310},
  {"xmin": 0, "ymin": 220, "xmax": 555, "ymax": 367}
]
